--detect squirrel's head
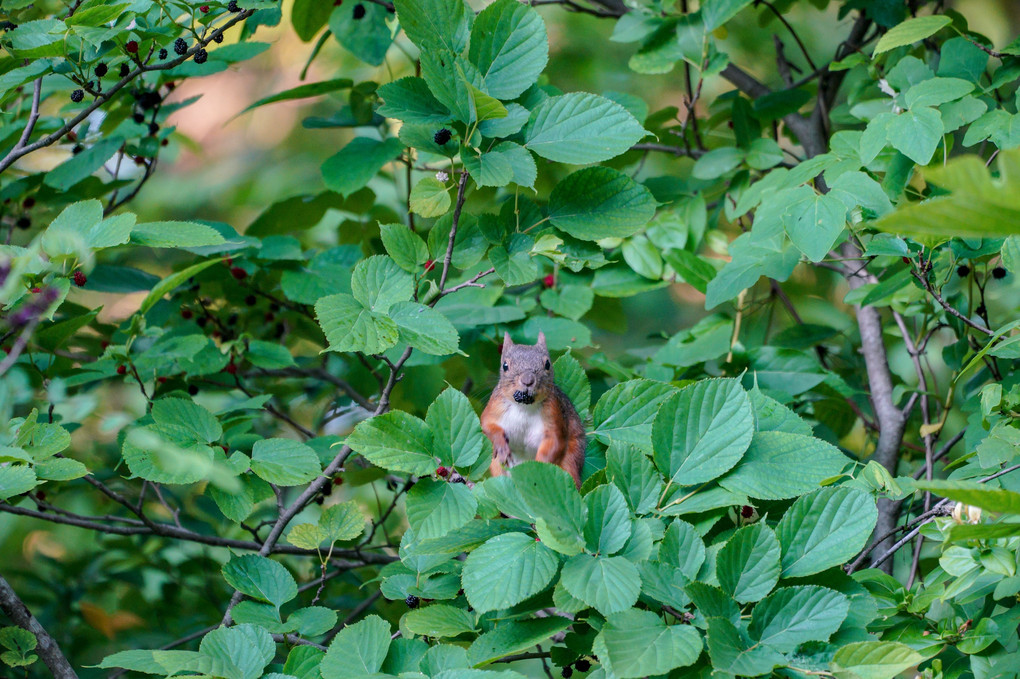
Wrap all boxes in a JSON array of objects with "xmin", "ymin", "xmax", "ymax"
[{"xmin": 499, "ymin": 332, "xmax": 553, "ymax": 405}]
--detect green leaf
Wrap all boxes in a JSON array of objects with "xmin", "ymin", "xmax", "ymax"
[
  {"xmin": 378, "ymin": 78, "xmax": 452, "ymax": 124},
  {"xmin": 403, "ymin": 604, "xmax": 476, "ymax": 638},
  {"xmin": 44, "ymin": 137, "xmax": 122, "ymax": 191},
  {"xmin": 466, "ymin": 83, "xmax": 509, "ymax": 123},
  {"xmin": 390, "ymin": 301, "xmax": 460, "ymax": 356},
  {"xmin": 541, "ymin": 285, "xmax": 595, "ymax": 321},
  {"xmin": 140, "ymin": 259, "xmax": 222, "ymax": 314},
  {"xmin": 0, "ymin": 466, "xmax": 36, "ymax": 501},
  {"xmin": 660, "ymin": 519, "xmax": 706, "ymax": 578},
  {"xmin": 912, "ymin": 479, "xmax": 1020, "ymax": 514},
  {"xmin": 553, "ymin": 352, "xmax": 590, "ymax": 415},
  {"xmin": 393, "ymin": 0, "xmax": 471, "ymax": 53},
  {"xmin": 662, "ymin": 249, "xmax": 717, "ymax": 294},
  {"xmin": 490, "ymin": 233, "xmax": 538, "ymax": 285},
  {"xmin": 315, "ymin": 293, "xmax": 399, "ymax": 355},
  {"xmin": 250, "ymin": 439, "xmax": 321, "ymax": 486},
  {"xmin": 702, "ymin": 0, "xmax": 753, "ymax": 30},
  {"xmin": 716, "ymin": 523, "xmax": 781, "ymax": 603},
  {"xmin": 291, "ymin": 0, "xmax": 333, "ymax": 40},
  {"xmin": 34, "ymin": 457, "xmax": 87, "ymax": 481},
  {"xmin": 873, "ymin": 15, "xmax": 952, "ymax": 55},
  {"xmin": 246, "ymin": 340, "xmax": 296, "ymax": 369},
  {"xmin": 410, "ymin": 177, "xmax": 452, "ymax": 218},
  {"xmin": 321, "ymin": 500, "xmax": 366, "ymax": 542},
  {"xmin": 462, "ymin": 532, "xmax": 560, "ymax": 613},
  {"xmin": 426, "ymin": 387, "xmax": 487, "ymax": 468},
  {"xmin": 346, "ymin": 411, "xmax": 437, "ymax": 475},
  {"xmin": 350, "ymin": 256, "xmax": 413, "ymax": 313},
  {"xmin": 468, "ymin": 0, "xmax": 548, "ymax": 100},
  {"xmin": 718, "ymin": 431, "xmax": 848, "ymax": 500},
  {"xmin": 524, "ymin": 93, "xmax": 647, "ymax": 164},
  {"xmin": 463, "ymin": 149, "xmax": 514, "ymax": 188},
  {"xmin": 783, "ymin": 191, "xmax": 848, "ymax": 262},
  {"xmin": 151, "ymin": 398, "xmax": 222, "ymax": 442},
  {"xmin": 329, "ymin": 2, "xmax": 394, "ymax": 66},
  {"xmin": 548, "ymin": 167, "xmax": 657, "ymax": 241},
  {"xmin": 885, "ymin": 107, "xmax": 943, "ymax": 165},
  {"xmin": 467, "ymin": 617, "xmax": 571, "ymax": 666},
  {"xmin": 692, "ymin": 147, "xmax": 745, "ymax": 180},
  {"xmin": 652, "ymin": 378, "xmax": 754, "ymax": 487},
  {"xmin": 321, "ymin": 615, "xmax": 391, "ymax": 679},
  {"xmin": 592, "ymin": 379, "xmax": 677, "ymax": 448},
  {"xmin": 221, "ymin": 555, "xmax": 297, "ymax": 610},
  {"xmin": 560, "ymin": 553, "xmax": 642, "ymax": 615},
  {"xmin": 238, "ymin": 78, "xmax": 352, "ymax": 115},
  {"xmin": 749, "ymin": 585, "xmax": 850, "ymax": 652},
  {"xmin": 599, "ymin": 609, "xmax": 703, "ymax": 678},
  {"xmin": 406, "ymin": 479, "xmax": 478, "ymax": 540},
  {"xmin": 606, "ymin": 443, "xmax": 662, "ymax": 514},
  {"xmin": 584, "ymin": 484, "xmax": 632, "ymax": 555},
  {"xmin": 512, "ymin": 462, "xmax": 586, "ymax": 553},
  {"xmin": 322, "ymin": 137, "xmax": 403, "ymax": 198},
  {"xmin": 831, "ymin": 641, "xmax": 924, "ymax": 679},
  {"xmin": 132, "ymin": 222, "xmax": 226, "ymax": 248},
  {"xmin": 707, "ymin": 616, "xmax": 785, "ymax": 677},
  {"xmin": 904, "ymin": 77, "xmax": 974, "ymax": 109},
  {"xmin": 380, "ymin": 223, "xmax": 430, "ymax": 272},
  {"xmin": 491, "ymin": 142, "xmax": 537, "ymax": 189},
  {"xmin": 775, "ymin": 487, "xmax": 877, "ymax": 577}
]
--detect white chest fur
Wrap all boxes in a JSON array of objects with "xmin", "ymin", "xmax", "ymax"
[{"xmin": 499, "ymin": 401, "xmax": 546, "ymax": 464}]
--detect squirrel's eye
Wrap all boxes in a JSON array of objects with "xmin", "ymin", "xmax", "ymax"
[
  {"xmin": 544, "ymin": 360, "xmax": 551, "ymax": 370},
  {"xmin": 502, "ymin": 362, "xmax": 508, "ymax": 372}
]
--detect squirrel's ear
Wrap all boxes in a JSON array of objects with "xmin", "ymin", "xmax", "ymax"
[
  {"xmin": 502, "ymin": 332, "xmax": 514, "ymax": 351},
  {"xmin": 536, "ymin": 331, "xmax": 547, "ymax": 350}
]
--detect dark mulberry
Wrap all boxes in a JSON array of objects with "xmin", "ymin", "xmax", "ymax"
[
  {"xmin": 213, "ymin": 33, "xmax": 223, "ymax": 43},
  {"xmin": 120, "ymin": 63, "xmax": 130, "ymax": 77},
  {"xmin": 433, "ymin": 128, "xmax": 452, "ymax": 145},
  {"xmin": 574, "ymin": 660, "xmax": 591, "ymax": 672},
  {"xmin": 70, "ymin": 89, "xmax": 84, "ymax": 102},
  {"xmin": 159, "ymin": 48, "xmax": 168, "ymax": 59},
  {"xmin": 352, "ymin": 3, "xmax": 366, "ymax": 19},
  {"xmin": 95, "ymin": 63, "xmax": 108, "ymax": 77},
  {"xmin": 405, "ymin": 595, "xmax": 420, "ymax": 609},
  {"xmin": 227, "ymin": 0, "xmax": 240, "ymax": 11},
  {"xmin": 993, "ymin": 266, "xmax": 1007, "ymax": 279},
  {"xmin": 957, "ymin": 265, "xmax": 971, "ymax": 277},
  {"xmin": 174, "ymin": 37, "xmax": 188, "ymax": 55},
  {"xmin": 193, "ymin": 49, "xmax": 208, "ymax": 64}
]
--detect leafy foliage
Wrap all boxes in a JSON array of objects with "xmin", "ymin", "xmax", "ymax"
[{"xmin": 2, "ymin": 0, "xmax": 1020, "ymax": 678}]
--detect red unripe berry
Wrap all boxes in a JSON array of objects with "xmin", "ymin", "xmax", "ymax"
[
  {"xmin": 73, "ymin": 270, "xmax": 87, "ymax": 287},
  {"xmin": 36, "ymin": 491, "xmax": 46, "ymax": 501},
  {"xmin": 224, "ymin": 362, "xmax": 237, "ymax": 375},
  {"xmin": 741, "ymin": 505, "xmax": 754, "ymax": 518},
  {"xmin": 535, "ymin": 536, "xmax": 540, "ymax": 541},
  {"xmin": 181, "ymin": 308, "xmax": 193, "ymax": 319},
  {"xmin": 220, "ymin": 445, "xmax": 228, "ymax": 452},
  {"xmin": 423, "ymin": 259, "xmax": 435, "ymax": 272},
  {"xmin": 542, "ymin": 274, "xmax": 555, "ymax": 288},
  {"xmin": 230, "ymin": 267, "xmax": 247, "ymax": 280},
  {"xmin": 223, "ymin": 257, "xmax": 233, "ymax": 267},
  {"xmin": 333, "ymin": 476, "xmax": 344, "ymax": 486},
  {"xmin": 200, "ymin": 4, "xmax": 210, "ymax": 11},
  {"xmin": 116, "ymin": 365, "xmax": 127, "ymax": 375},
  {"xmin": 157, "ymin": 376, "xmax": 168, "ymax": 384},
  {"xmin": 126, "ymin": 40, "xmax": 138, "ymax": 53},
  {"xmin": 901, "ymin": 256, "xmax": 910, "ymax": 264},
  {"xmin": 30, "ymin": 287, "xmax": 41, "ymax": 293},
  {"xmin": 101, "ymin": 341, "xmax": 110, "ymax": 349},
  {"xmin": 436, "ymin": 466, "xmax": 449, "ymax": 478}
]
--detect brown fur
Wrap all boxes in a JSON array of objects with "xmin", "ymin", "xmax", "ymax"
[{"xmin": 480, "ymin": 332, "xmax": 586, "ymax": 488}]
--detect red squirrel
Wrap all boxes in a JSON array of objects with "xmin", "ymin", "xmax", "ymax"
[{"xmin": 480, "ymin": 332, "xmax": 586, "ymax": 488}]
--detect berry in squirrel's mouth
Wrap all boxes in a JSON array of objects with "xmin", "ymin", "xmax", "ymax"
[{"xmin": 513, "ymin": 390, "xmax": 534, "ymax": 404}]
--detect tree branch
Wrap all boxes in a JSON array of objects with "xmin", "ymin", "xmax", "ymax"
[{"xmin": 0, "ymin": 573, "xmax": 79, "ymax": 679}]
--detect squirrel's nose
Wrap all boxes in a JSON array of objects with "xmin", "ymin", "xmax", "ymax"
[{"xmin": 520, "ymin": 373, "xmax": 536, "ymax": 387}]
